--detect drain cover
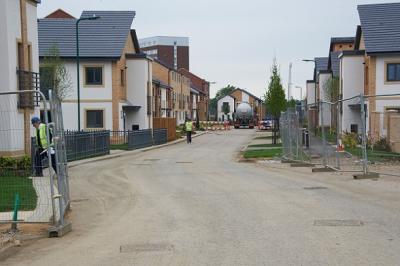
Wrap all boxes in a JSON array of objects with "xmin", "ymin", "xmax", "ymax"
[
  {"xmin": 144, "ymin": 159, "xmax": 160, "ymax": 161},
  {"xmin": 304, "ymin": 186, "xmax": 328, "ymax": 190},
  {"xmin": 314, "ymin": 220, "xmax": 364, "ymax": 226},
  {"xmin": 120, "ymin": 243, "xmax": 174, "ymax": 253},
  {"xmin": 176, "ymin": 161, "xmax": 193, "ymax": 164}
]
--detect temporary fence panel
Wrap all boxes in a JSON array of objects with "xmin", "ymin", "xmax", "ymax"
[
  {"xmin": 48, "ymin": 90, "xmax": 70, "ymax": 226},
  {"xmin": 280, "ymin": 109, "xmax": 309, "ymax": 162},
  {"xmin": 128, "ymin": 129, "xmax": 153, "ymax": 150},
  {"xmin": 153, "ymin": 129, "xmax": 168, "ymax": 145},
  {"xmin": 0, "ymin": 90, "xmax": 57, "ymax": 224}
]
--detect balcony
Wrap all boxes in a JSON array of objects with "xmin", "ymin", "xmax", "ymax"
[{"xmin": 16, "ymin": 69, "xmax": 40, "ymax": 108}]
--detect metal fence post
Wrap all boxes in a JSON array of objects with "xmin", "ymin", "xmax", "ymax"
[
  {"xmin": 360, "ymin": 94, "xmax": 368, "ymax": 174},
  {"xmin": 336, "ymin": 102, "xmax": 341, "ymax": 169},
  {"xmin": 320, "ymin": 101, "xmax": 327, "ymax": 167}
]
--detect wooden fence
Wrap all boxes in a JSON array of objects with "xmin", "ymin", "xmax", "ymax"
[{"xmin": 153, "ymin": 117, "xmax": 176, "ymax": 142}]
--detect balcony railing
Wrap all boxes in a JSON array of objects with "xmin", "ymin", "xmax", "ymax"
[{"xmin": 16, "ymin": 69, "xmax": 40, "ymax": 108}]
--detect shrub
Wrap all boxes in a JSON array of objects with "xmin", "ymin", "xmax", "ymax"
[
  {"xmin": 0, "ymin": 156, "xmax": 32, "ymax": 177},
  {"xmin": 342, "ymin": 132, "xmax": 358, "ymax": 149},
  {"xmin": 373, "ymin": 137, "xmax": 391, "ymax": 152}
]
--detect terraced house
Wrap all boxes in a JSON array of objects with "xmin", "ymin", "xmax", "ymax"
[
  {"xmin": 0, "ymin": 0, "xmax": 41, "ymax": 156},
  {"xmin": 353, "ymin": 3, "xmax": 400, "ymax": 152},
  {"xmin": 38, "ymin": 10, "xmax": 153, "ymax": 131}
]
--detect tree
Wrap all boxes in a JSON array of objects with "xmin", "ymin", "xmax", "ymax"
[
  {"xmin": 323, "ymin": 76, "xmax": 340, "ymax": 102},
  {"xmin": 265, "ymin": 59, "xmax": 286, "ymax": 144},
  {"xmin": 222, "ymin": 102, "xmax": 230, "ymax": 115},
  {"xmin": 40, "ymin": 44, "xmax": 72, "ymax": 101},
  {"xmin": 323, "ymin": 76, "xmax": 340, "ymax": 129}
]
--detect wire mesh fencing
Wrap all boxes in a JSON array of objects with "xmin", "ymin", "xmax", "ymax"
[
  {"xmin": 0, "ymin": 90, "xmax": 57, "ymax": 224},
  {"xmin": 280, "ymin": 108, "xmax": 310, "ymax": 163},
  {"xmin": 283, "ymin": 93, "xmax": 400, "ymax": 177}
]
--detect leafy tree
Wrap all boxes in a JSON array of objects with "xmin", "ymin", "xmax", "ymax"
[
  {"xmin": 215, "ymin": 84, "xmax": 236, "ymax": 99},
  {"xmin": 265, "ymin": 59, "xmax": 286, "ymax": 144},
  {"xmin": 323, "ymin": 76, "xmax": 340, "ymax": 102},
  {"xmin": 40, "ymin": 44, "xmax": 72, "ymax": 100},
  {"xmin": 222, "ymin": 102, "xmax": 230, "ymax": 115}
]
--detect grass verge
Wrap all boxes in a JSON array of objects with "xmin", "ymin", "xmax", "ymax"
[
  {"xmin": 110, "ymin": 144, "xmax": 129, "ymax": 150},
  {"xmin": 0, "ymin": 175, "xmax": 37, "ymax": 212},
  {"xmin": 243, "ymin": 148, "xmax": 282, "ymax": 159},
  {"xmin": 248, "ymin": 143, "xmax": 282, "ymax": 148},
  {"xmin": 345, "ymin": 147, "xmax": 400, "ymax": 162}
]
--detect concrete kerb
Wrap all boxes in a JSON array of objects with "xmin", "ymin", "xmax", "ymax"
[{"xmin": 69, "ymin": 131, "xmax": 207, "ymax": 168}]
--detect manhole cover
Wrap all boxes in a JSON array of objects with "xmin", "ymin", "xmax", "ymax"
[
  {"xmin": 120, "ymin": 243, "xmax": 174, "ymax": 253},
  {"xmin": 314, "ymin": 220, "xmax": 364, "ymax": 226},
  {"xmin": 176, "ymin": 161, "xmax": 193, "ymax": 164},
  {"xmin": 304, "ymin": 186, "xmax": 328, "ymax": 190}
]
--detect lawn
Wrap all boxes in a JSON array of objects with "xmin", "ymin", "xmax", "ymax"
[
  {"xmin": 345, "ymin": 147, "xmax": 400, "ymax": 162},
  {"xmin": 0, "ymin": 175, "xmax": 38, "ymax": 212},
  {"xmin": 243, "ymin": 148, "xmax": 282, "ymax": 159},
  {"xmin": 248, "ymin": 143, "xmax": 282, "ymax": 148},
  {"xmin": 110, "ymin": 144, "xmax": 129, "ymax": 150}
]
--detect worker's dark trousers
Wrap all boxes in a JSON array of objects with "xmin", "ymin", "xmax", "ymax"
[
  {"xmin": 35, "ymin": 149, "xmax": 57, "ymax": 176},
  {"xmin": 186, "ymin": 131, "xmax": 192, "ymax": 144}
]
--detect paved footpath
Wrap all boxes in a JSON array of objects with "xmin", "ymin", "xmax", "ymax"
[{"xmin": 1, "ymin": 130, "xmax": 400, "ymax": 266}]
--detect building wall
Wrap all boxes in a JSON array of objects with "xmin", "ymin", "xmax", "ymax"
[
  {"xmin": 0, "ymin": 0, "xmax": 39, "ymax": 156},
  {"xmin": 333, "ymin": 43, "xmax": 354, "ymax": 52},
  {"xmin": 370, "ymin": 55, "xmax": 400, "ymax": 138},
  {"xmin": 126, "ymin": 58, "xmax": 153, "ymax": 130},
  {"xmin": 306, "ymin": 82, "xmax": 316, "ymax": 105},
  {"xmin": 152, "ymin": 61, "xmax": 170, "ymax": 84},
  {"xmin": 217, "ymin": 95, "xmax": 235, "ymax": 121},
  {"xmin": 340, "ymin": 55, "xmax": 364, "ymax": 133},
  {"xmin": 170, "ymin": 71, "xmax": 190, "ymax": 124},
  {"xmin": 58, "ymin": 60, "xmax": 113, "ymax": 130},
  {"xmin": 318, "ymin": 72, "xmax": 332, "ymax": 127}
]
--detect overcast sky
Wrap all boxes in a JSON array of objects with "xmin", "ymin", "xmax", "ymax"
[{"xmin": 38, "ymin": 0, "xmax": 395, "ymax": 99}]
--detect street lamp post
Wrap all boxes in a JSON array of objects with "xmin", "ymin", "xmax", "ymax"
[
  {"xmin": 302, "ymin": 59, "xmax": 317, "ymax": 135},
  {"xmin": 76, "ymin": 15, "xmax": 100, "ymax": 131}
]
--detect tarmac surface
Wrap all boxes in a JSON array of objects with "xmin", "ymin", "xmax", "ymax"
[{"xmin": 1, "ymin": 129, "xmax": 400, "ymax": 266}]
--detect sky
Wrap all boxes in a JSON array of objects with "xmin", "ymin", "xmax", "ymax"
[{"xmin": 38, "ymin": 0, "xmax": 396, "ymax": 99}]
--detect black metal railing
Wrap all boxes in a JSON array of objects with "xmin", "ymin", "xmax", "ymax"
[{"xmin": 16, "ymin": 69, "xmax": 40, "ymax": 107}]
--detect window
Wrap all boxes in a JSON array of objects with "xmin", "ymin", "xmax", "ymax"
[
  {"xmin": 86, "ymin": 110, "xmax": 104, "ymax": 128},
  {"xmin": 350, "ymin": 124, "xmax": 358, "ymax": 134},
  {"xmin": 85, "ymin": 66, "xmax": 103, "ymax": 85},
  {"xmin": 120, "ymin": 69, "xmax": 125, "ymax": 86},
  {"xmin": 387, "ymin": 63, "xmax": 400, "ymax": 82}
]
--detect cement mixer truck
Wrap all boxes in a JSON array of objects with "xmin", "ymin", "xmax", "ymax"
[{"xmin": 234, "ymin": 102, "xmax": 255, "ymax": 129}]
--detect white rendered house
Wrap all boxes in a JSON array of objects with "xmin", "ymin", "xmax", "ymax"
[
  {"xmin": 38, "ymin": 11, "xmax": 153, "ymax": 131},
  {"xmin": 0, "ymin": 0, "xmax": 41, "ymax": 156}
]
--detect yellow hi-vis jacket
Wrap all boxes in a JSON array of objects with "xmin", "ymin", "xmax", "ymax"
[
  {"xmin": 36, "ymin": 123, "xmax": 49, "ymax": 149},
  {"xmin": 185, "ymin": 121, "xmax": 193, "ymax": 132}
]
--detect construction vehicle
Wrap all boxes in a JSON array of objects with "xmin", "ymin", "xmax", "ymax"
[{"xmin": 234, "ymin": 102, "xmax": 255, "ymax": 129}]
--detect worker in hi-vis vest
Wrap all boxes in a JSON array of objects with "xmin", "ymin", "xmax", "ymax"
[
  {"xmin": 185, "ymin": 118, "xmax": 194, "ymax": 144},
  {"xmin": 31, "ymin": 117, "xmax": 57, "ymax": 176}
]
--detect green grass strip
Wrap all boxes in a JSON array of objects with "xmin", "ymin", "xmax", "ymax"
[
  {"xmin": 243, "ymin": 148, "xmax": 282, "ymax": 159},
  {"xmin": 0, "ymin": 175, "xmax": 37, "ymax": 212}
]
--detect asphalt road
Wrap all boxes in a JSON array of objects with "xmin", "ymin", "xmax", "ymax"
[{"xmin": 2, "ymin": 130, "xmax": 400, "ymax": 266}]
